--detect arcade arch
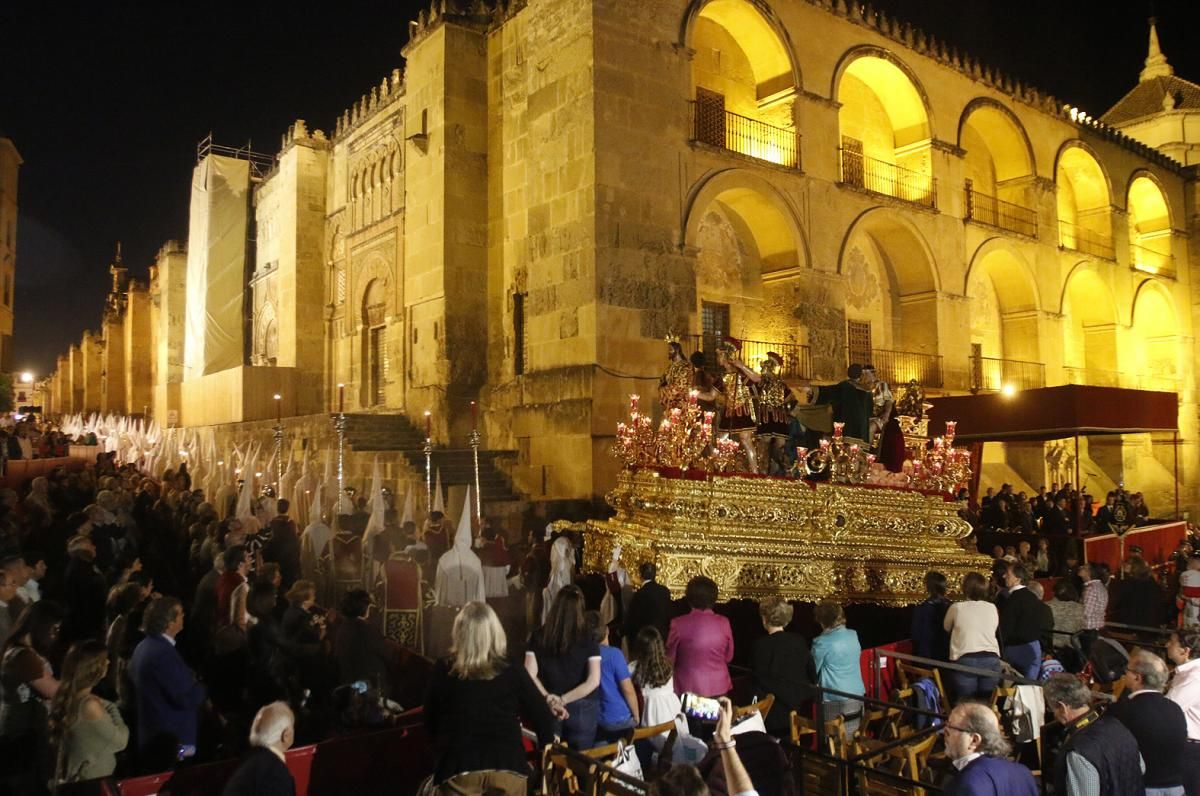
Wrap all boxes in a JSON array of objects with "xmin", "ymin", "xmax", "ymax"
[
  {"xmin": 835, "ymin": 50, "xmax": 934, "ymax": 205},
  {"xmin": 1127, "ymin": 174, "xmax": 1173, "ymax": 275},
  {"xmin": 959, "ymin": 101, "xmax": 1037, "ymax": 234},
  {"xmin": 964, "ymin": 245, "xmax": 1041, "ymax": 389},
  {"xmin": 838, "ymin": 210, "xmax": 940, "ymax": 385},
  {"xmin": 1056, "ymin": 144, "xmax": 1113, "ymax": 258},
  {"xmin": 1131, "ymin": 281, "xmax": 1181, "ymax": 391},
  {"xmin": 684, "ymin": 172, "xmax": 806, "ymax": 348},
  {"xmin": 685, "ymin": 1, "xmax": 799, "ymax": 166},
  {"xmin": 1061, "ymin": 264, "xmax": 1120, "ymax": 384}
]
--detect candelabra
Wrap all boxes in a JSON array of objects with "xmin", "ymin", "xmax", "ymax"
[
  {"xmin": 614, "ymin": 392, "xmax": 733, "ymax": 473},
  {"xmin": 794, "ymin": 422, "xmax": 871, "ymax": 483},
  {"xmin": 424, "ymin": 435, "xmax": 433, "ymax": 514},
  {"xmin": 273, "ymin": 423, "xmax": 284, "ymax": 495},
  {"xmin": 908, "ymin": 421, "xmax": 971, "ymax": 494}
]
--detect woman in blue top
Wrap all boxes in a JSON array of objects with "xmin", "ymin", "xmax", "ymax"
[{"xmin": 810, "ymin": 601, "xmax": 865, "ymax": 734}]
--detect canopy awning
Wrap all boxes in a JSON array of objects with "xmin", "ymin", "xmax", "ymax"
[{"xmin": 926, "ymin": 385, "xmax": 1178, "ymax": 442}]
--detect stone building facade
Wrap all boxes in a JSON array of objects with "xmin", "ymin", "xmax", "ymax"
[
  {"xmin": 0, "ymin": 135, "xmax": 19, "ymax": 377},
  {"xmin": 41, "ymin": 1, "xmax": 1200, "ymax": 514}
]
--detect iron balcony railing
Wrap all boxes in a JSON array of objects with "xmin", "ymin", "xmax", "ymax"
[
  {"xmin": 686, "ymin": 333, "xmax": 812, "ymax": 380},
  {"xmin": 970, "ymin": 355, "xmax": 1045, "ymax": 392},
  {"xmin": 839, "ymin": 146, "xmax": 936, "ymax": 209},
  {"xmin": 689, "ymin": 101, "xmax": 800, "ymax": 169},
  {"xmin": 1063, "ymin": 366, "xmax": 1127, "ymax": 389},
  {"xmin": 1130, "ymin": 243, "xmax": 1176, "ymax": 277},
  {"xmin": 964, "ymin": 180, "xmax": 1037, "ymax": 237},
  {"xmin": 1058, "ymin": 220, "xmax": 1115, "ymax": 260},
  {"xmin": 852, "ymin": 347, "xmax": 943, "ymax": 389}
]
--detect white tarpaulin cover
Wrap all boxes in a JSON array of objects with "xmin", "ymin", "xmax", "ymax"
[{"xmin": 184, "ymin": 154, "xmax": 250, "ymax": 380}]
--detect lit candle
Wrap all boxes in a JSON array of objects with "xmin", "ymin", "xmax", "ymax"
[
  {"xmin": 866, "ymin": 454, "xmax": 876, "ymax": 466},
  {"xmin": 471, "ymin": 400, "xmax": 478, "ymax": 431},
  {"xmin": 819, "ymin": 438, "xmax": 831, "ymax": 451},
  {"xmin": 796, "ymin": 447, "xmax": 808, "ymax": 461},
  {"xmin": 934, "ymin": 437, "xmax": 944, "ymax": 450},
  {"xmin": 338, "ymin": 383, "xmax": 345, "ymax": 413},
  {"xmin": 274, "ymin": 394, "xmax": 282, "ymax": 423},
  {"xmin": 945, "ymin": 420, "xmax": 957, "ymax": 437},
  {"xmin": 849, "ymin": 444, "xmax": 860, "ymax": 456},
  {"xmin": 833, "ymin": 422, "xmax": 844, "ymax": 439},
  {"xmin": 688, "ymin": 390, "xmax": 699, "ymax": 405},
  {"xmin": 424, "ymin": 410, "xmax": 432, "ymax": 439},
  {"xmin": 703, "ymin": 411, "xmax": 715, "ymax": 425},
  {"xmin": 630, "ymin": 394, "xmax": 640, "ymax": 413},
  {"xmin": 671, "ymin": 407, "xmax": 682, "ymax": 420}
]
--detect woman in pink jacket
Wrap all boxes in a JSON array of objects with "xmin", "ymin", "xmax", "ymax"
[{"xmin": 666, "ymin": 576, "xmax": 734, "ymax": 697}]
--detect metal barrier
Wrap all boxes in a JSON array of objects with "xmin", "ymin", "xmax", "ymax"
[
  {"xmin": 690, "ymin": 101, "xmax": 801, "ymax": 169},
  {"xmin": 964, "ymin": 181, "xmax": 1038, "ymax": 237},
  {"xmin": 1058, "ymin": 220, "xmax": 1115, "ymax": 260},
  {"xmin": 839, "ymin": 145, "xmax": 937, "ymax": 209}
]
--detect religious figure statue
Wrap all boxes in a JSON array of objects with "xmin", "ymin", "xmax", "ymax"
[
  {"xmin": 863, "ymin": 365, "xmax": 904, "ymax": 472},
  {"xmin": 658, "ymin": 334, "xmax": 692, "ymax": 410},
  {"xmin": 801, "ymin": 363, "xmax": 874, "ymax": 445},
  {"xmin": 715, "ymin": 337, "xmax": 760, "ymax": 473},
  {"xmin": 754, "ymin": 352, "xmax": 796, "ymax": 475}
]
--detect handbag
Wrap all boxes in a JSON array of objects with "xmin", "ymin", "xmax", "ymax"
[{"xmin": 611, "ymin": 740, "xmax": 644, "ymax": 780}]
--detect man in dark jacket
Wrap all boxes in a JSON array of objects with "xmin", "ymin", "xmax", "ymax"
[
  {"xmin": 222, "ymin": 701, "xmax": 296, "ymax": 796},
  {"xmin": 130, "ymin": 596, "xmax": 208, "ymax": 769},
  {"xmin": 1107, "ymin": 650, "xmax": 1186, "ymax": 794},
  {"xmin": 998, "ymin": 562, "xmax": 1043, "ymax": 680},
  {"xmin": 333, "ymin": 589, "xmax": 394, "ymax": 694},
  {"xmin": 62, "ymin": 534, "xmax": 107, "ymax": 645},
  {"xmin": 624, "ymin": 562, "xmax": 671, "ymax": 644},
  {"xmin": 262, "ymin": 499, "xmax": 301, "ymax": 590},
  {"xmin": 943, "ymin": 703, "xmax": 1037, "ymax": 796},
  {"xmin": 1045, "ymin": 674, "xmax": 1144, "ymax": 796}
]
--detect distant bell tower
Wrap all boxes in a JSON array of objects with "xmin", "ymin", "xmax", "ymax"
[
  {"xmin": 105, "ymin": 242, "xmax": 129, "ymax": 318},
  {"xmin": 1101, "ymin": 17, "xmax": 1200, "ymax": 165}
]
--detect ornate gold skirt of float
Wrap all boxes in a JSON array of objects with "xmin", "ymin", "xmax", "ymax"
[{"xmin": 584, "ymin": 390, "xmax": 991, "ymax": 606}]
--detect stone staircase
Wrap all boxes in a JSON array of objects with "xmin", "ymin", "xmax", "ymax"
[{"xmin": 342, "ymin": 413, "xmax": 521, "ymax": 503}]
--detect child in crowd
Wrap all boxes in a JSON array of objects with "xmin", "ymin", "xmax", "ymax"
[
  {"xmin": 629, "ymin": 626, "xmax": 682, "ymax": 732},
  {"xmin": 585, "ymin": 611, "xmax": 639, "ymax": 743}
]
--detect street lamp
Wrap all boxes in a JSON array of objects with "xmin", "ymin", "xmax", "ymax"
[{"xmin": 19, "ymin": 372, "xmax": 32, "ymax": 384}]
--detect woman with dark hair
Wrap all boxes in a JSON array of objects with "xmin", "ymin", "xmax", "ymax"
[
  {"xmin": 1047, "ymin": 577, "xmax": 1085, "ymax": 653},
  {"xmin": 629, "ymin": 626, "xmax": 680, "ymax": 731},
  {"xmin": 1, "ymin": 600, "xmax": 64, "ymax": 738},
  {"xmin": 333, "ymin": 589, "xmax": 394, "ymax": 695},
  {"xmin": 524, "ymin": 585, "xmax": 601, "ymax": 749},
  {"xmin": 427, "ymin": 602, "xmax": 556, "ymax": 794},
  {"xmin": 943, "ymin": 572, "xmax": 1001, "ymax": 699},
  {"xmin": 666, "ymin": 576, "xmax": 734, "ymax": 697},
  {"xmin": 0, "ymin": 600, "xmax": 65, "ymax": 791},
  {"xmin": 910, "ymin": 571, "xmax": 951, "ymax": 662},
  {"xmin": 49, "ymin": 640, "xmax": 128, "ymax": 784},
  {"xmin": 751, "ymin": 596, "xmax": 811, "ymax": 737}
]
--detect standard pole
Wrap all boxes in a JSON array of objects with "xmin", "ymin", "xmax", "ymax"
[
  {"xmin": 1175, "ymin": 430, "xmax": 1181, "ymax": 520},
  {"xmin": 334, "ymin": 411, "xmax": 346, "ymax": 530},
  {"xmin": 470, "ymin": 428, "xmax": 482, "ymax": 531}
]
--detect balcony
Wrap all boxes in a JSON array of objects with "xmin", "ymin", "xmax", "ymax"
[
  {"xmin": 856, "ymin": 348, "xmax": 943, "ymax": 389},
  {"xmin": 970, "ymin": 355, "xmax": 1045, "ymax": 393},
  {"xmin": 685, "ymin": 334, "xmax": 812, "ymax": 380},
  {"xmin": 1130, "ymin": 243, "xmax": 1175, "ymax": 278},
  {"xmin": 964, "ymin": 181, "xmax": 1037, "ymax": 238},
  {"xmin": 1063, "ymin": 366, "xmax": 1179, "ymax": 393},
  {"xmin": 839, "ymin": 146, "xmax": 936, "ymax": 209},
  {"xmin": 1058, "ymin": 220, "xmax": 1115, "ymax": 260},
  {"xmin": 689, "ymin": 101, "xmax": 800, "ymax": 169}
]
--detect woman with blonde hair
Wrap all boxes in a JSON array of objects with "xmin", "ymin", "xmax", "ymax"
[
  {"xmin": 424, "ymin": 601, "xmax": 556, "ymax": 795},
  {"xmin": 49, "ymin": 640, "xmax": 129, "ymax": 784}
]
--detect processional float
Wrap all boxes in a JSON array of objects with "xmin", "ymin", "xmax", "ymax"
[{"xmin": 585, "ymin": 386, "xmax": 990, "ymax": 606}]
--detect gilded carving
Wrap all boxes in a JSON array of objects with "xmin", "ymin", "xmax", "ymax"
[{"xmin": 585, "ymin": 470, "xmax": 990, "ymax": 606}]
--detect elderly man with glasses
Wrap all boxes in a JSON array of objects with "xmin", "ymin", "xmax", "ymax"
[
  {"xmin": 1107, "ymin": 650, "xmax": 1186, "ymax": 796},
  {"xmin": 941, "ymin": 702, "xmax": 1037, "ymax": 796}
]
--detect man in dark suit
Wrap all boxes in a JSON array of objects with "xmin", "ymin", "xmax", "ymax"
[
  {"xmin": 223, "ymin": 701, "xmax": 296, "ymax": 796},
  {"xmin": 1107, "ymin": 650, "xmax": 1187, "ymax": 794},
  {"xmin": 624, "ymin": 562, "xmax": 671, "ymax": 645},
  {"xmin": 333, "ymin": 589, "xmax": 394, "ymax": 693},
  {"xmin": 129, "ymin": 596, "xmax": 208, "ymax": 768},
  {"xmin": 943, "ymin": 703, "xmax": 1037, "ymax": 796}
]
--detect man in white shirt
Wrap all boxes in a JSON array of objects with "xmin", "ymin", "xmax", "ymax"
[
  {"xmin": 1167, "ymin": 630, "xmax": 1200, "ymax": 794},
  {"xmin": 15, "ymin": 551, "xmax": 44, "ymax": 603},
  {"xmin": 1180, "ymin": 557, "xmax": 1200, "ymax": 628}
]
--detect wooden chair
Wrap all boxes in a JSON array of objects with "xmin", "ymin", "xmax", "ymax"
[
  {"xmin": 895, "ymin": 660, "xmax": 948, "ymax": 709},
  {"xmin": 796, "ymin": 751, "xmax": 844, "ymax": 795},
  {"xmin": 631, "ymin": 720, "xmax": 676, "ymax": 743},
  {"xmin": 543, "ymin": 744, "xmax": 602, "ymax": 796},
  {"xmin": 734, "ymin": 693, "xmax": 775, "ymax": 722},
  {"xmin": 854, "ymin": 732, "xmax": 938, "ymax": 796}
]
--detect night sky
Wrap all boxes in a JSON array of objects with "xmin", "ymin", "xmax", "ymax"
[{"xmin": 2, "ymin": 0, "xmax": 1197, "ymax": 377}]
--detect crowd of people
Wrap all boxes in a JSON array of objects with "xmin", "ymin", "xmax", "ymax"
[
  {"xmin": 5, "ymin": 412, "xmax": 1200, "ymax": 796},
  {"xmin": 963, "ymin": 482, "xmax": 1154, "ymax": 535}
]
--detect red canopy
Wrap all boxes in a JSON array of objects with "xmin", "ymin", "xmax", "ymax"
[{"xmin": 926, "ymin": 385, "xmax": 1178, "ymax": 442}]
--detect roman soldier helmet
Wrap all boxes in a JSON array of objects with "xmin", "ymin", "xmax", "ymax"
[
  {"xmin": 717, "ymin": 336, "xmax": 741, "ymax": 356},
  {"xmin": 764, "ymin": 351, "xmax": 784, "ymax": 370}
]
